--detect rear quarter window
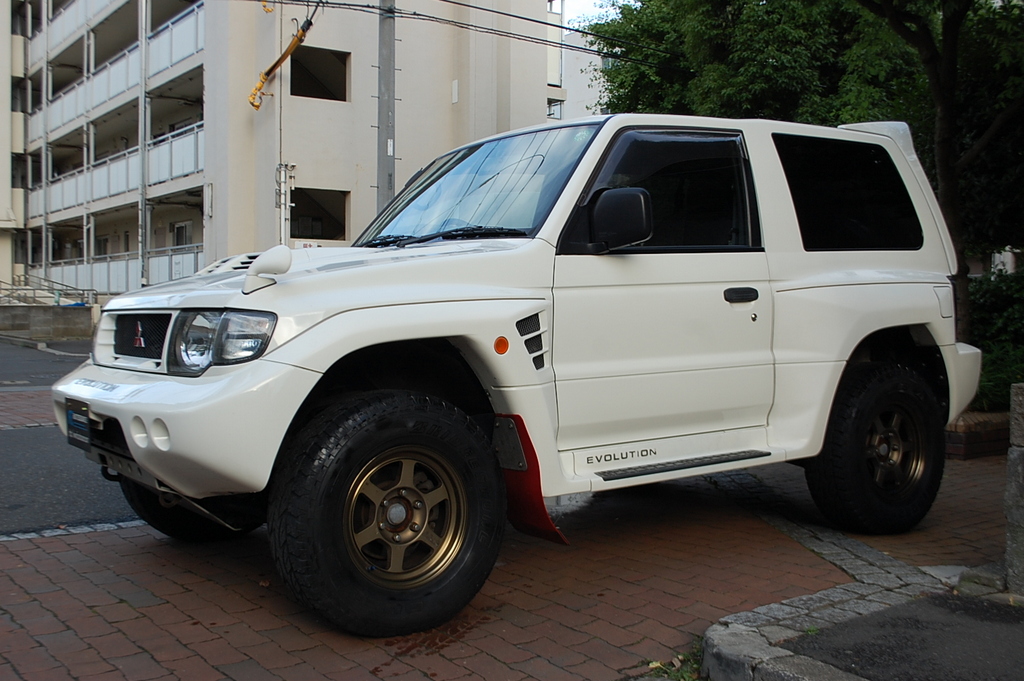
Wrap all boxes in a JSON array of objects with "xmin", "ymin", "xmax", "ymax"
[{"xmin": 773, "ymin": 133, "xmax": 923, "ymax": 251}]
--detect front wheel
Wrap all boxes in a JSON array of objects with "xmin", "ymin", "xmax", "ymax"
[
  {"xmin": 805, "ymin": 364, "xmax": 945, "ymax": 534},
  {"xmin": 268, "ymin": 390, "xmax": 505, "ymax": 637}
]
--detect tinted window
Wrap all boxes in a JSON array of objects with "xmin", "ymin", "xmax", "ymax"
[
  {"xmin": 591, "ymin": 130, "xmax": 757, "ymax": 249},
  {"xmin": 773, "ymin": 134, "xmax": 923, "ymax": 251}
]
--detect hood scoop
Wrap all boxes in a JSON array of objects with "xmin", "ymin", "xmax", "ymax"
[{"xmin": 242, "ymin": 246, "xmax": 293, "ymax": 294}]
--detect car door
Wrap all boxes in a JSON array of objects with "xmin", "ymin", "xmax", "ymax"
[{"xmin": 551, "ymin": 127, "xmax": 774, "ymax": 461}]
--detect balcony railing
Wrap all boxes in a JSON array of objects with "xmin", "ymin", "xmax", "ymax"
[
  {"xmin": 149, "ymin": 3, "xmax": 205, "ymax": 77},
  {"xmin": 149, "ymin": 122, "xmax": 204, "ymax": 186},
  {"xmin": 44, "ymin": 0, "xmax": 124, "ymax": 52},
  {"xmin": 28, "ymin": 123, "xmax": 202, "ymax": 218},
  {"xmin": 91, "ymin": 44, "xmax": 140, "ymax": 108},
  {"xmin": 27, "ymin": 244, "xmax": 205, "ymax": 295},
  {"xmin": 91, "ymin": 148, "xmax": 141, "ymax": 201}
]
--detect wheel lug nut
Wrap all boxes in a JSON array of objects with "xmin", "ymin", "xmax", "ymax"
[
  {"xmin": 411, "ymin": 523, "xmax": 420, "ymax": 532},
  {"xmin": 399, "ymin": 489, "xmax": 407, "ymax": 497},
  {"xmin": 392, "ymin": 534, "xmax": 401, "ymax": 542},
  {"xmin": 413, "ymin": 501, "xmax": 423, "ymax": 509},
  {"xmin": 378, "ymin": 522, "xmax": 385, "ymax": 530}
]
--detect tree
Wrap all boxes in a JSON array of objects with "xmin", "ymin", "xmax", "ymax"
[
  {"xmin": 852, "ymin": 0, "xmax": 1024, "ymax": 340},
  {"xmin": 588, "ymin": 0, "xmax": 1024, "ymax": 341}
]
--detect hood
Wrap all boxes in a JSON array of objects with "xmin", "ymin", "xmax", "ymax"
[{"xmin": 102, "ymin": 239, "xmax": 551, "ymax": 313}]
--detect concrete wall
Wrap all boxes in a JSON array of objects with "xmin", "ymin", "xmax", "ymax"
[{"xmin": 0, "ymin": 305, "xmax": 96, "ymax": 340}]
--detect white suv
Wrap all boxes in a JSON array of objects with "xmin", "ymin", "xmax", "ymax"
[{"xmin": 54, "ymin": 114, "xmax": 981, "ymax": 636}]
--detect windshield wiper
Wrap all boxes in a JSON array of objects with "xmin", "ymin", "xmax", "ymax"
[
  {"xmin": 359, "ymin": 234, "xmax": 418, "ymax": 248},
  {"xmin": 394, "ymin": 226, "xmax": 530, "ymax": 247},
  {"xmin": 360, "ymin": 227, "xmax": 530, "ymax": 249}
]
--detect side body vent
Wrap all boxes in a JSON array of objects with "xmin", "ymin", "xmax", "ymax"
[{"xmin": 516, "ymin": 313, "xmax": 547, "ymax": 370}]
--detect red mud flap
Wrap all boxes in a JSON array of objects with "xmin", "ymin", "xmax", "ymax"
[{"xmin": 497, "ymin": 414, "xmax": 569, "ymax": 545}]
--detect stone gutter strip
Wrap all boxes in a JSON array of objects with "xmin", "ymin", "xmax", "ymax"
[
  {"xmin": 700, "ymin": 471, "xmax": 947, "ymax": 681},
  {"xmin": 0, "ymin": 519, "xmax": 147, "ymax": 542}
]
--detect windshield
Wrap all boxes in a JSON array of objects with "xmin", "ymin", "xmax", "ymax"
[{"xmin": 355, "ymin": 124, "xmax": 599, "ymax": 247}]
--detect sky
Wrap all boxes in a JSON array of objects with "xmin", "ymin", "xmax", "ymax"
[{"xmin": 561, "ymin": 0, "xmax": 616, "ymax": 25}]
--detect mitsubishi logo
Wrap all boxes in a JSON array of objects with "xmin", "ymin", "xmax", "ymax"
[{"xmin": 133, "ymin": 322, "xmax": 146, "ymax": 348}]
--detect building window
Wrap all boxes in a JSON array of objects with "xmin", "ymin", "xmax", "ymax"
[
  {"xmin": 291, "ymin": 46, "xmax": 349, "ymax": 102},
  {"xmin": 547, "ymin": 99, "xmax": 564, "ymax": 120},
  {"xmin": 171, "ymin": 220, "xmax": 193, "ymax": 246},
  {"xmin": 290, "ymin": 188, "xmax": 348, "ymax": 240}
]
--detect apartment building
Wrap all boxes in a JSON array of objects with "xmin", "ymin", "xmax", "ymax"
[{"xmin": 3, "ymin": 0, "xmax": 562, "ymax": 294}]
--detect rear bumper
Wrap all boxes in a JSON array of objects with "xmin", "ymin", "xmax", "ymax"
[{"xmin": 943, "ymin": 342, "xmax": 982, "ymax": 425}]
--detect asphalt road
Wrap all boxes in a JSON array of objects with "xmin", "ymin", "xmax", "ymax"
[
  {"xmin": 782, "ymin": 592, "xmax": 1024, "ymax": 681},
  {"xmin": 0, "ymin": 341, "xmax": 86, "ymax": 387},
  {"xmin": 0, "ymin": 340, "xmax": 136, "ymax": 534},
  {"xmin": 0, "ymin": 426, "xmax": 136, "ymax": 534}
]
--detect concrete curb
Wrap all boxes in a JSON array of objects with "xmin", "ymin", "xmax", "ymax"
[
  {"xmin": 0, "ymin": 333, "xmax": 90, "ymax": 357},
  {"xmin": 699, "ymin": 471, "xmax": 951, "ymax": 681}
]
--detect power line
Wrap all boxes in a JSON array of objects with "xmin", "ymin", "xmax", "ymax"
[
  {"xmin": 243, "ymin": 0, "xmax": 688, "ymax": 73},
  {"xmin": 427, "ymin": 0, "xmax": 684, "ymax": 60}
]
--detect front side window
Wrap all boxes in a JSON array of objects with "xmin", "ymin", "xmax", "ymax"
[
  {"xmin": 773, "ymin": 133, "xmax": 923, "ymax": 251},
  {"xmin": 355, "ymin": 125, "xmax": 599, "ymax": 247},
  {"xmin": 563, "ymin": 129, "xmax": 759, "ymax": 252}
]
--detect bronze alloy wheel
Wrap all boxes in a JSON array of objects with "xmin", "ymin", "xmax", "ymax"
[
  {"xmin": 864, "ymin": 405, "xmax": 925, "ymax": 500},
  {"xmin": 344, "ymin": 446, "xmax": 468, "ymax": 588}
]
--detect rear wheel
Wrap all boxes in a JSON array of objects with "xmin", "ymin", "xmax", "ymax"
[
  {"xmin": 268, "ymin": 390, "xmax": 505, "ymax": 637},
  {"xmin": 805, "ymin": 363, "xmax": 945, "ymax": 534}
]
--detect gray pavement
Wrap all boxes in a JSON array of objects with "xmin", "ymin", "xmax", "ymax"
[
  {"xmin": 701, "ymin": 471, "xmax": 1021, "ymax": 681},
  {"xmin": 783, "ymin": 592, "xmax": 1024, "ymax": 681},
  {"xmin": 0, "ymin": 425, "xmax": 136, "ymax": 534}
]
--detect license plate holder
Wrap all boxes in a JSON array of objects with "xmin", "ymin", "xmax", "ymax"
[{"xmin": 66, "ymin": 398, "xmax": 92, "ymax": 451}]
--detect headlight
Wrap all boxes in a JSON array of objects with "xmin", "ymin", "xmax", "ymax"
[{"xmin": 168, "ymin": 310, "xmax": 277, "ymax": 376}]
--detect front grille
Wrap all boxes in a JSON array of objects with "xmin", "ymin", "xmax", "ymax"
[{"xmin": 114, "ymin": 314, "xmax": 171, "ymax": 359}]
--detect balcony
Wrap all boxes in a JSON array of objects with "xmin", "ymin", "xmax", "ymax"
[
  {"xmin": 149, "ymin": 3, "xmax": 205, "ymax": 77},
  {"xmin": 27, "ymin": 4, "xmax": 204, "ymax": 143},
  {"xmin": 28, "ymin": 123, "xmax": 203, "ymax": 218},
  {"xmin": 30, "ymin": 0, "xmax": 126, "ymax": 62},
  {"xmin": 28, "ymin": 244, "xmax": 206, "ymax": 295},
  {"xmin": 149, "ymin": 122, "xmax": 205, "ymax": 187}
]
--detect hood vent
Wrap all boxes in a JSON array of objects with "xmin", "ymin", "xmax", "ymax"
[
  {"xmin": 196, "ymin": 253, "xmax": 263, "ymax": 275},
  {"xmin": 516, "ymin": 313, "xmax": 547, "ymax": 370}
]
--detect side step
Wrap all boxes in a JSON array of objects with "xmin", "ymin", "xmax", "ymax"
[{"xmin": 596, "ymin": 450, "xmax": 771, "ymax": 481}]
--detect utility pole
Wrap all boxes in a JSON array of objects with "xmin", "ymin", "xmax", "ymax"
[{"xmin": 376, "ymin": 0, "xmax": 396, "ymax": 212}]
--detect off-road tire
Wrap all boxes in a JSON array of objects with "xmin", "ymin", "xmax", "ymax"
[
  {"xmin": 805, "ymin": 363, "xmax": 945, "ymax": 534},
  {"xmin": 119, "ymin": 479, "xmax": 261, "ymax": 542},
  {"xmin": 268, "ymin": 390, "xmax": 505, "ymax": 637}
]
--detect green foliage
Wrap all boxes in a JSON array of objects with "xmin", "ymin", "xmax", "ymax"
[
  {"xmin": 972, "ymin": 343, "xmax": 1024, "ymax": 413},
  {"xmin": 587, "ymin": 0, "xmax": 924, "ymax": 127},
  {"xmin": 969, "ymin": 271, "xmax": 1024, "ymax": 411},
  {"xmin": 969, "ymin": 271, "xmax": 1024, "ymax": 348},
  {"xmin": 957, "ymin": 2, "xmax": 1024, "ymax": 254}
]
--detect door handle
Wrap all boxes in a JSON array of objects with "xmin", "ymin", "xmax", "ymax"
[{"xmin": 724, "ymin": 287, "xmax": 759, "ymax": 303}]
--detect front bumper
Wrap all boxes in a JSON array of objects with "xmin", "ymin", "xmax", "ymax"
[{"xmin": 53, "ymin": 358, "xmax": 320, "ymax": 498}]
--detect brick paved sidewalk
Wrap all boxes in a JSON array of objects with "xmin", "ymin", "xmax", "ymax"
[
  {"xmin": 747, "ymin": 456, "xmax": 1007, "ymax": 568},
  {"xmin": 0, "ymin": 391, "xmax": 58, "ymax": 431},
  {"xmin": 0, "ymin": 476, "xmax": 850, "ymax": 681}
]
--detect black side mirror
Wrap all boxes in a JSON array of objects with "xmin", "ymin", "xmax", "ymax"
[{"xmin": 588, "ymin": 187, "xmax": 653, "ymax": 254}]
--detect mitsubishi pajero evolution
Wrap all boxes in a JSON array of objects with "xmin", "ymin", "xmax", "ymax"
[{"xmin": 54, "ymin": 114, "xmax": 981, "ymax": 636}]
